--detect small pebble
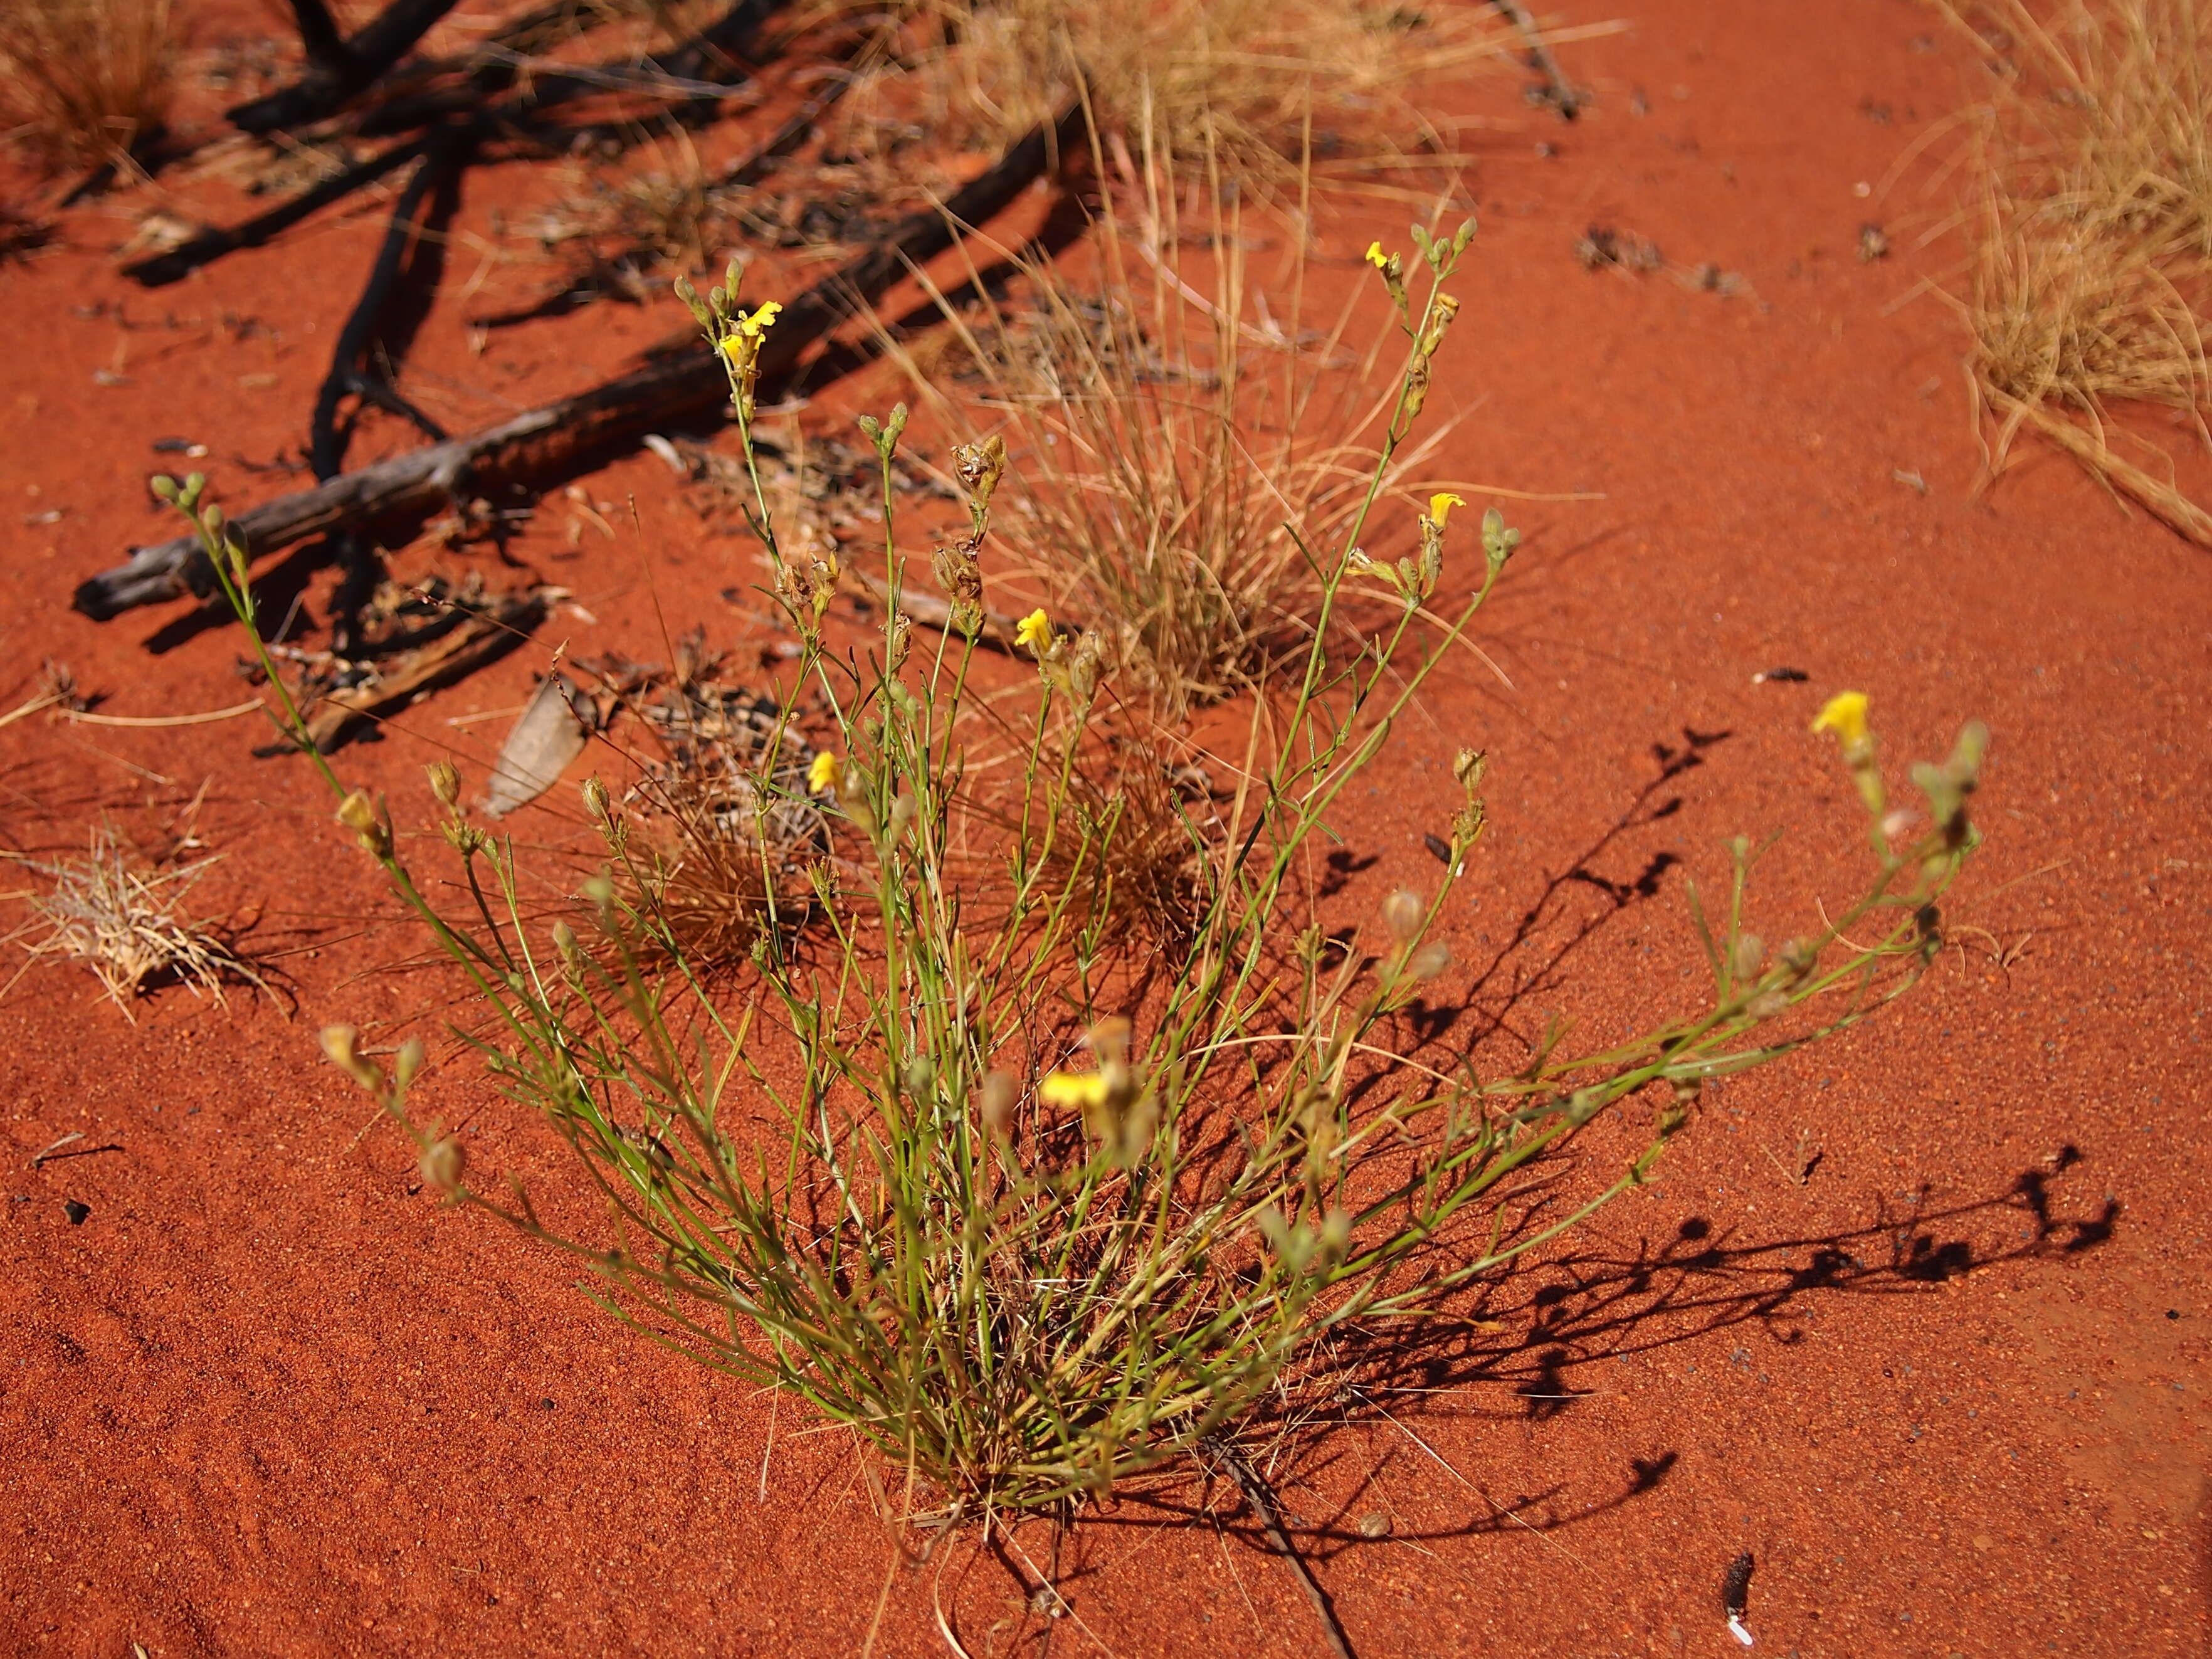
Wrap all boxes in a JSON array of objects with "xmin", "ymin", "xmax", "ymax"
[{"xmin": 1357, "ymin": 1511, "xmax": 1393, "ymax": 1539}]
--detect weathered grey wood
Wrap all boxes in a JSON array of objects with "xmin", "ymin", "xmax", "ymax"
[{"xmin": 76, "ymin": 108, "xmax": 1080, "ymax": 621}]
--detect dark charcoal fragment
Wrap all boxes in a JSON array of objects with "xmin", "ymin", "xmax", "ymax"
[{"xmin": 1722, "ymin": 1550, "xmax": 1755, "ymax": 1616}]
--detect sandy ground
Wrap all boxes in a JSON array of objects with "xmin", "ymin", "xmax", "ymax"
[{"xmin": 1, "ymin": 0, "xmax": 2208, "ymax": 1654}]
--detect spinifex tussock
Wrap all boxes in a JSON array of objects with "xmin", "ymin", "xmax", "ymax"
[
  {"xmin": 168, "ymin": 224, "xmax": 1988, "ymax": 1519},
  {"xmin": 1940, "ymin": 0, "xmax": 2212, "ymax": 542},
  {"xmin": 0, "ymin": 0, "xmax": 176, "ymax": 175}
]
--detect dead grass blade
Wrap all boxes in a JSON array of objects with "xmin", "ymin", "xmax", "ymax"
[
  {"xmin": 11, "ymin": 826, "xmax": 268, "ymax": 1021},
  {"xmin": 0, "ymin": 0, "xmax": 177, "ymax": 176}
]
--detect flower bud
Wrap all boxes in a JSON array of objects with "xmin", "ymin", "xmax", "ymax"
[
  {"xmin": 320, "ymin": 1024, "xmax": 382, "ymax": 1091},
  {"xmin": 1730, "ymin": 933, "xmax": 1766, "ymax": 983},
  {"xmin": 426, "ymin": 759, "xmax": 461, "ymax": 809},
  {"xmin": 335, "ymin": 789, "xmax": 390, "ymax": 857},
  {"xmin": 980, "ymin": 1071, "xmax": 1017, "ymax": 1143},
  {"xmin": 1381, "ymin": 889, "xmax": 1425, "ymax": 948},
  {"xmin": 393, "ymin": 1036, "xmax": 426, "ymax": 1091},
  {"xmin": 1087, "ymin": 1016, "xmax": 1133, "ymax": 1068},
  {"xmin": 1406, "ymin": 940, "xmax": 1453, "ymax": 981},
  {"xmin": 419, "ymin": 1135, "xmax": 466, "ymax": 1197}
]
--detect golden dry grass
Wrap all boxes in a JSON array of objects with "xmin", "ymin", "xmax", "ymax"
[
  {"xmin": 830, "ymin": 0, "xmax": 1509, "ymax": 195},
  {"xmin": 884, "ymin": 134, "xmax": 1455, "ymax": 718},
  {"xmin": 0, "ymin": 0, "xmax": 177, "ymax": 175},
  {"xmin": 1946, "ymin": 0, "xmax": 2212, "ymax": 541},
  {"xmin": 11, "ymin": 826, "xmax": 265, "ymax": 1020}
]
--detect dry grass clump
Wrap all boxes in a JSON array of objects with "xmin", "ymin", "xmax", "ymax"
[
  {"xmin": 893, "ymin": 152, "xmax": 1447, "ymax": 718},
  {"xmin": 831, "ymin": 0, "xmax": 1507, "ymax": 192},
  {"xmin": 0, "ymin": 0, "xmax": 177, "ymax": 175},
  {"xmin": 1946, "ymin": 0, "xmax": 2212, "ymax": 541},
  {"xmin": 605, "ymin": 648, "xmax": 831, "ymax": 969},
  {"xmin": 15, "ymin": 826, "xmax": 264, "ymax": 1019}
]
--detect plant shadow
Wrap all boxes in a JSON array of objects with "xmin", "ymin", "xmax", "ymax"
[{"xmin": 1076, "ymin": 1146, "xmax": 2115, "ymax": 1572}]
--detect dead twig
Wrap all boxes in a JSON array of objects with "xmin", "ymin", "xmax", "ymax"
[
  {"xmin": 125, "ymin": 0, "xmax": 794, "ymax": 288},
  {"xmin": 1199, "ymin": 1433, "xmax": 1357, "ymax": 1659},
  {"xmin": 293, "ymin": 586, "xmax": 550, "ymax": 752},
  {"xmin": 228, "ymin": 0, "xmax": 466, "ymax": 134},
  {"xmin": 1488, "ymin": 0, "xmax": 1581, "ymax": 118}
]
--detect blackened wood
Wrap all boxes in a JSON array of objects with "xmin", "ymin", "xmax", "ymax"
[
  {"xmin": 310, "ymin": 124, "xmax": 473, "ymax": 480},
  {"xmin": 122, "ymin": 136, "xmax": 429, "ymax": 287},
  {"xmin": 128, "ymin": 0, "xmax": 792, "ymax": 288},
  {"xmin": 229, "ymin": 0, "xmax": 465, "ymax": 134},
  {"xmin": 75, "ymin": 108, "xmax": 1080, "ymax": 621},
  {"xmin": 287, "ymin": 0, "xmax": 356, "ymax": 78}
]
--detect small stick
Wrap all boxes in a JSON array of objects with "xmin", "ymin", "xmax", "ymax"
[
  {"xmin": 293, "ymin": 587, "xmax": 550, "ymax": 752},
  {"xmin": 1201, "ymin": 1433, "xmax": 1357, "ymax": 1659},
  {"xmin": 310, "ymin": 122, "xmax": 475, "ymax": 663},
  {"xmin": 65, "ymin": 701, "xmax": 266, "ymax": 727},
  {"xmin": 29, "ymin": 1132, "xmax": 85, "ymax": 1169},
  {"xmin": 1488, "ymin": 0, "xmax": 1582, "ymax": 120},
  {"xmin": 284, "ymin": 0, "xmax": 356, "ymax": 80},
  {"xmin": 122, "ymin": 136, "xmax": 431, "ymax": 287}
]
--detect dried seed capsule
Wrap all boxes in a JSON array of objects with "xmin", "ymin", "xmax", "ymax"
[
  {"xmin": 1381, "ymin": 889, "xmax": 1425, "ymax": 948},
  {"xmin": 419, "ymin": 1136, "xmax": 466, "ymax": 1197}
]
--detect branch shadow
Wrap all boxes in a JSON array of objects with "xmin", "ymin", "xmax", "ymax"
[{"xmin": 1073, "ymin": 1147, "xmax": 2115, "ymax": 1574}]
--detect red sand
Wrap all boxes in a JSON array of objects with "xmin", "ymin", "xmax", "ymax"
[{"xmin": 2, "ymin": 1, "xmax": 2208, "ymax": 1654}]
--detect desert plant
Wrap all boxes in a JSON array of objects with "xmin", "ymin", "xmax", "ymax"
[
  {"xmin": 165, "ymin": 228, "xmax": 1988, "ymax": 1520},
  {"xmin": 0, "ymin": 0, "xmax": 177, "ymax": 175},
  {"xmin": 1941, "ymin": 0, "xmax": 2212, "ymax": 540},
  {"xmin": 887, "ymin": 130, "xmax": 1458, "ymax": 718}
]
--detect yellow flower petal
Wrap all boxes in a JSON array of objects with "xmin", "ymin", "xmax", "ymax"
[
  {"xmin": 1428, "ymin": 492, "xmax": 1467, "ymax": 527},
  {"xmin": 808, "ymin": 750, "xmax": 844, "ymax": 795},
  {"xmin": 1038, "ymin": 1071, "xmax": 1110, "ymax": 1110},
  {"xmin": 1811, "ymin": 691, "xmax": 1870, "ymax": 748},
  {"xmin": 1015, "ymin": 607, "xmax": 1053, "ymax": 656},
  {"xmin": 734, "ymin": 299, "xmax": 784, "ymax": 340},
  {"xmin": 1364, "ymin": 241, "xmax": 1390, "ymax": 269}
]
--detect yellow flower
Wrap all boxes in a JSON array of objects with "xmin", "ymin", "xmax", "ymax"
[
  {"xmin": 808, "ymin": 750, "xmax": 844, "ymax": 796},
  {"xmin": 1364, "ymin": 241, "xmax": 1390, "ymax": 269},
  {"xmin": 738, "ymin": 299, "xmax": 782, "ymax": 337},
  {"xmin": 1811, "ymin": 691, "xmax": 1870, "ymax": 748},
  {"xmin": 1038, "ymin": 1071, "xmax": 1110, "ymax": 1110},
  {"xmin": 1428, "ymin": 492, "xmax": 1466, "ymax": 527},
  {"xmin": 1015, "ymin": 607, "xmax": 1053, "ymax": 656}
]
